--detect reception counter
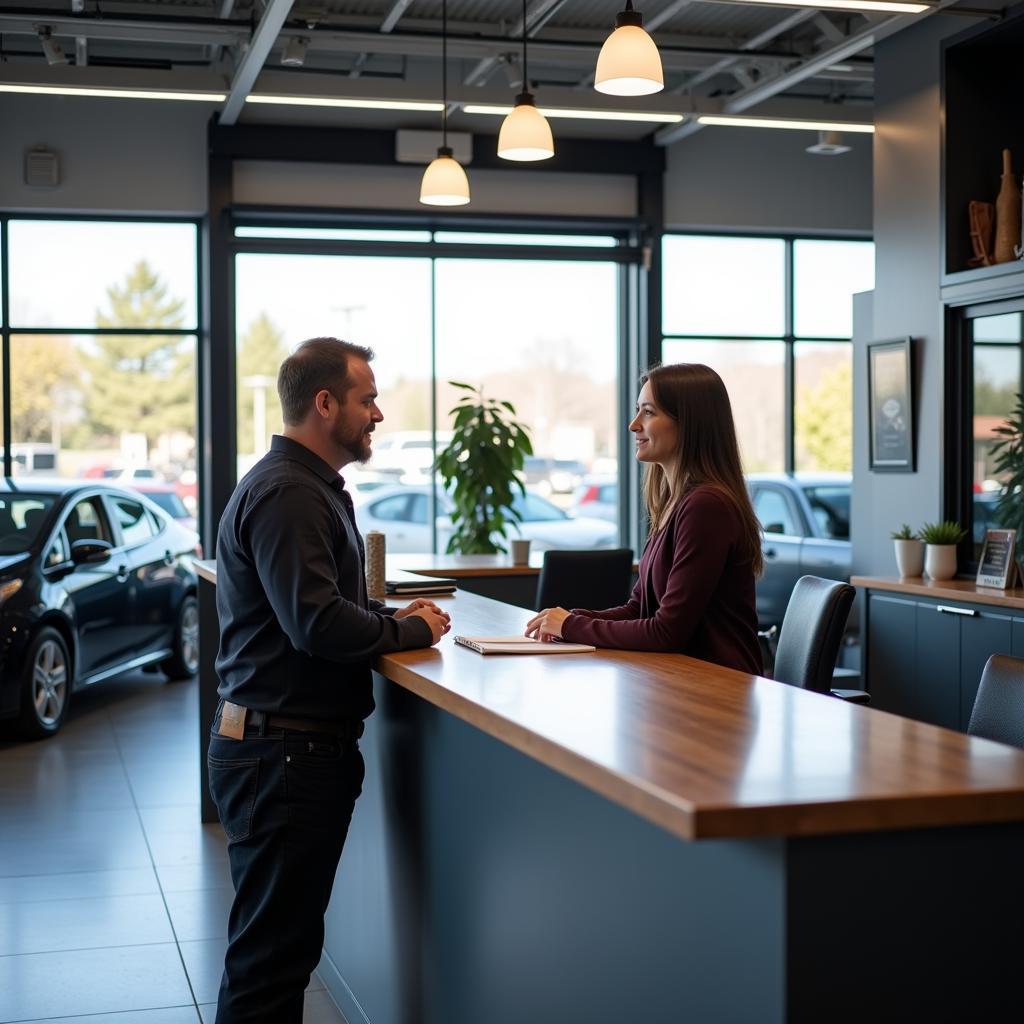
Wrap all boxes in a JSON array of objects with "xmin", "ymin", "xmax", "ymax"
[{"xmin": 195, "ymin": 560, "xmax": 1024, "ymax": 1021}]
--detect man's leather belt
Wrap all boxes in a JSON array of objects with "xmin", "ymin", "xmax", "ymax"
[{"xmin": 217, "ymin": 700, "xmax": 364, "ymax": 742}]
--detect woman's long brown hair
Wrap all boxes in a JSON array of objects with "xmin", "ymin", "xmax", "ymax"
[{"xmin": 640, "ymin": 363, "xmax": 764, "ymax": 576}]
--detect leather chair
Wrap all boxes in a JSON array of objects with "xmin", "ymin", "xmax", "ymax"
[
  {"xmin": 534, "ymin": 548, "xmax": 634, "ymax": 613},
  {"xmin": 772, "ymin": 575, "xmax": 868, "ymax": 704},
  {"xmin": 968, "ymin": 654, "xmax": 1024, "ymax": 749}
]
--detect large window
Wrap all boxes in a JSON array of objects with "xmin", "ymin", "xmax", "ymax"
[
  {"xmin": 0, "ymin": 218, "xmax": 200, "ymax": 519},
  {"xmin": 661, "ymin": 234, "xmax": 874, "ymax": 476},
  {"xmin": 233, "ymin": 229, "xmax": 623, "ymax": 555}
]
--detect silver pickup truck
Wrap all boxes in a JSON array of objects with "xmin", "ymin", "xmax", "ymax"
[{"xmin": 745, "ymin": 473, "xmax": 851, "ymax": 630}]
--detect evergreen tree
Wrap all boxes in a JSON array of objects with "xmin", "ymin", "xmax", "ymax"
[
  {"xmin": 86, "ymin": 261, "xmax": 193, "ymax": 454},
  {"xmin": 236, "ymin": 313, "xmax": 288, "ymax": 455}
]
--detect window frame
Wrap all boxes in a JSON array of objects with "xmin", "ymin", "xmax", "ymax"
[
  {"xmin": 661, "ymin": 231, "xmax": 872, "ymax": 475},
  {"xmin": 0, "ymin": 213, "xmax": 202, "ymax": 480}
]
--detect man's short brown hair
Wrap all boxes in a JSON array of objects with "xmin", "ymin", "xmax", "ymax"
[{"xmin": 277, "ymin": 337, "xmax": 374, "ymax": 426}]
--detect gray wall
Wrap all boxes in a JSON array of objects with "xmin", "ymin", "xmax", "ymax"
[
  {"xmin": 852, "ymin": 9, "xmax": 1000, "ymax": 576},
  {"xmin": 664, "ymin": 125, "xmax": 873, "ymax": 235}
]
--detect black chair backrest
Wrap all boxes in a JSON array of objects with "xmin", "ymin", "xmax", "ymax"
[
  {"xmin": 772, "ymin": 575, "xmax": 855, "ymax": 695},
  {"xmin": 535, "ymin": 548, "xmax": 634, "ymax": 613},
  {"xmin": 968, "ymin": 655, "xmax": 1024, "ymax": 749}
]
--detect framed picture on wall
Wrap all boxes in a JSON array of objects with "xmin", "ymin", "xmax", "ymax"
[{"xmin": 868, "ymin": 337, "xmax": 915, "ymax": 472}]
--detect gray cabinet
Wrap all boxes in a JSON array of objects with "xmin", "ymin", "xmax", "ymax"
[{"xmin": 867, "ymin": 592, "xmax": 1019, "ymax": 731}]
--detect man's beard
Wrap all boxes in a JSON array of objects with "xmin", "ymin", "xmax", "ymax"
[{"xmin": 334, "ymin": 421, "xmax": 373, "ymax": 464}]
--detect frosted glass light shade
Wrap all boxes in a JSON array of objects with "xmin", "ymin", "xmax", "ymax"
[
  {"xmin": 419, "ymin": 147, "xmax": 471, "ymax": 206},
  {"xmin": 595, "ymin": 24, "xmax": 664, "ymax": 96},
  {"xmin": 497, "ymin": 93, "xmax": 554, "ymax": 161}
]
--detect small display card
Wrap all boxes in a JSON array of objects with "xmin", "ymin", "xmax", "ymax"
[{"xmin": 976, "ymin": 528, "xmax": 1017, "ymax": 589}]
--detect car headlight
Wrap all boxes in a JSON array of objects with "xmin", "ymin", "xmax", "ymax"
[{"xmin": 0, "ymin": 579, "xmax": 23, "ymax": 605}]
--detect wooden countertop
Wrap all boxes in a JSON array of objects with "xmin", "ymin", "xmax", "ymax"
[
  {"xmin": 852, "ymin": 575, "xmax": 1024, "ymax": 612},
  {"xmin": 196, "ymin": 560, "xmax": 1024, "ymax": 842}
]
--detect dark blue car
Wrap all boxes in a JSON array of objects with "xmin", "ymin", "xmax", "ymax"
[{"xmin": 0, "ymin": 480, "xmax": 200, "ymax": 738}]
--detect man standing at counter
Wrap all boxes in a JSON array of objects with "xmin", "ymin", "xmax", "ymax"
[{"xmin": 209, "ymin": 337, "xmax": 450, "ymax": 1023}]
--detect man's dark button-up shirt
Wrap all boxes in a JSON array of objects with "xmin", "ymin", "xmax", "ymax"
[{"xmin": 215, "ymin": 435, "xmax": 432, "ymax": 721}]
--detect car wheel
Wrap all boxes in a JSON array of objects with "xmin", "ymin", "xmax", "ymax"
[
  {"xmin": 17, "ymin": 626, "xmax": 72, "ymax": 740},
  {"xmin": 162, "ymin": 594, "xmax": 199, "ymax": 680}
]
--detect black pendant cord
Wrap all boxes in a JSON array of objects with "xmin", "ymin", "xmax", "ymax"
[
  {"xmin": 442, "ymin": 0, "xmax": 448, "ymax": 148},
  {"xmin": 522, "ymin": 0, "xmax": 528, "ymax": 91}
]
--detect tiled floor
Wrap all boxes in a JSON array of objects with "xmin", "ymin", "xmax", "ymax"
[{"xmin": 0, "ymin": 672, "xmax": 346, "ymax": 1024}]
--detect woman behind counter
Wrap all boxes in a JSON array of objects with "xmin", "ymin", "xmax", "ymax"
[{"xmin": 525, "ymin": 362, "xmax": 763, "ymax": 674}]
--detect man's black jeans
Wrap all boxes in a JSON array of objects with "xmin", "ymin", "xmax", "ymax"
[{"xmin": 208, "ymin": 723, "xmax": 365, "ymax": 1024}]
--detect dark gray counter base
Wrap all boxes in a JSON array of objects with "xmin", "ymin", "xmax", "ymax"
[{"xmin": 323, "ymin": 672, "xmax": 1024, "ymax": 1023}]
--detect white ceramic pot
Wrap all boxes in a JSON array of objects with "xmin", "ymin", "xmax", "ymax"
[
  {"xmin": 924, "ymin": 543, "xmax": 958, "ymax": 581},
  {"xmin": 894, "ymin": 539, "xmax": 925, "ymax": 578}
]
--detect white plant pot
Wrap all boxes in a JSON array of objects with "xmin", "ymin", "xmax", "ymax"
[
  {"xmin": 894, "ymin": 538, "xmax": 925, "ymax": 578},
  {"xmin": 924, "ymin": 543, "xmax": 958, "ymax": 581}
]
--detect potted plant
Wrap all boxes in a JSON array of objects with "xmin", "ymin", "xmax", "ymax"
[
  {"xmin": 434, "ymin": 381, "xmax": 534, "ymax": 554},
  {"xmin": 919, "ymin": 520, "xmax": 968, "ymax": 580},
  {"xmin": 990, "ymin": 392, "xmax": 1024, "ymax": 572},
  {"xmin": 891, "ymin": 523, "xmax": 924, "ymax": 578}
]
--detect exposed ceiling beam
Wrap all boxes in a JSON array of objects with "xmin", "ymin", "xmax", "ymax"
[
  {"xmin": 220, "ymin": 0, "xmax": 295, "ymax": 125},
  {"xmin": 647, "ymin": 0, "xmax": 694, "ymax": 32},
  {"xmin": 654, "ymin": 1, "xmax": 957, "ymax": 146},
  {"xmin": 680, "ymin": 9, "xmax": 815, "ymax": 92},
  {"xmin": 463, "ymin": 0, "xmax": 570, "ymax": 87},
  {"xmin": 380, "ymin": 0, "xmax": 415, "ymax": 34}
]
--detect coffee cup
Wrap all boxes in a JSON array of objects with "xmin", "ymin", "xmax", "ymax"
[{"xmin": 510, "ymin": 538, "xmax": 531, "ymax": 566}]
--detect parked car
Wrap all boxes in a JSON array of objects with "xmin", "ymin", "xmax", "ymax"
[
  {"xmin": 369, "ymin": 431, "xmax": 453, "ymax": 483},
  {"xmin": 570, "ymin": 476, "xmax": 618, "ymax": 522},
  {"xmin": 521, "ymin": 456, "xmax": 588, "ymax": 497},
  {"xmin": 354, "ymin": 484, "xmax": 617, "ymax": 553},
  {"xmin": 746, "ymin": 473, "xmax": 852, "ymax": 629},
  {"xmin": 0, "ymin": 480, "xmax": 201, "ymax": 739},
  {"xmin": 127, "ymin": 480, "xmax": 198, "ymax": 536}
]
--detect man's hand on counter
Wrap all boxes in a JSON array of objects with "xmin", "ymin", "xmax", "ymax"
[
  {"xmin": 395, "ymin": 599, "xmax": 452, "ymax": 645},
  {"xmin": 524, "ymin": 607, "xmax": 570, "ymax": 642}
]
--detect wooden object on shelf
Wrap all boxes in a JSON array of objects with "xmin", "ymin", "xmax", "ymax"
[
  {"xmin": 994, "ymin": 148, "xmax": 1022, "ymax": 264},
  {"xmin": 968, "ymin": 200, "xmax": 995, "ymax": 266}
]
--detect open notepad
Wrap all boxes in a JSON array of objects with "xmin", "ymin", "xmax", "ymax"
[{"xmin": 454, "ymin": 635, "xmax": 596, "ymax": 655}]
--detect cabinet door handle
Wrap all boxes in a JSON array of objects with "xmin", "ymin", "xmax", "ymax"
[{"xmin": 936, "ymin": 605, "xmax": 977, "ymax": 617}]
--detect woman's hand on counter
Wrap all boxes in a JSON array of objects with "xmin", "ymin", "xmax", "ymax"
[{"xmin": 525, "ymin": 607, "xmax": 570, "ymax": 642}]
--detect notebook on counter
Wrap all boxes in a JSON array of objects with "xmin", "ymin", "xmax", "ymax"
[{"xmin": 454, "ymin": 635, "xmax": 596, "ymax": 655}]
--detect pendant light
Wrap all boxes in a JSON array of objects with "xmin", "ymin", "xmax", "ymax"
[
  {"xmin": 420, "ymin": 0, "xmax": 470, "ymax": 206},
  {"xmin": 594, "ymin": 1, "xmax": 664, "ymax": 97},
  {"xmin": 497, "ymin": 0, "xmax": 554, "ymax": 162}
]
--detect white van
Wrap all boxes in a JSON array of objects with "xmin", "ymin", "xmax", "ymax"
[{"xmin": 8, "ymin": 444, "xmax": 59, "ymax": 476}]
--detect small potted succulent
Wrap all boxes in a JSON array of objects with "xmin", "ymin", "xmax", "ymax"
[
  {"xmin": 919, "ymin": 520, "xmax": 968, "ymax": 581},
  {"xmin": 891, "ymin": 523, "xmax": 924, "ymax": 578}
]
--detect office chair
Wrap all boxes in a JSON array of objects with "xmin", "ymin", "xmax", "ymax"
[
  {"xmin": 772, "ymin": 575, "xmax": 868, "ymax": 703},
  {"xmin": 534, "ymin": 548, "xmax": 634, "ymax": 613},
  {"xmin": 967, "ymin": 654, "xmax": 1024, "ymax": 749}
]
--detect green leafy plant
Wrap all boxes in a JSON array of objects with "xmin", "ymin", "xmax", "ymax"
[
  {"xmin": 890, "ymin": 524, "xmax": 919, "ymax": 541},
  {"xmin": 990, "ymin": 392, "xmax": 1024, "ymax": 552},
  {"xmin": 434, "ymin": 382, "xmax": 533, "ymax": 554},
  {"xmin": 919, "ymin": 520, "xmax": 968, "ymax": 545}
]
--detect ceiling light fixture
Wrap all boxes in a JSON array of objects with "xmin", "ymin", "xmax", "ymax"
[
  {"xmin": 36, "ymin": 26, "xmax": 66, "ymax": 66},
  {"xmin": 466, "ymin": 103, "xmax": 682, "ymax": 124},
  {"xmin": 594, "ymin": 1, "xmax": 664, "ymax": 97},
  {"xmin": 281, "ymin": 36, "xmax": 309, "ymax": 67},
  {"xmin": 497, "ymin": 0, "xmax": 554, "ymax": 161},
  {"xmin": 730, "ymin": 0, "xmax": 928, "ymax": 11},
  {"xmin": 246, "ymin": 94, "xmax": 442, "ymax": 111},
  {"xmin": 697, "ymin": 114, "xmax": 874, "ymax": 133},
  {"xmin": 0, "ymin": 83, "xmax": 226, "ymax": 102},
  {"xmin": 420, "ymin": 0, "xmax": 470, "ymax": 206}
]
